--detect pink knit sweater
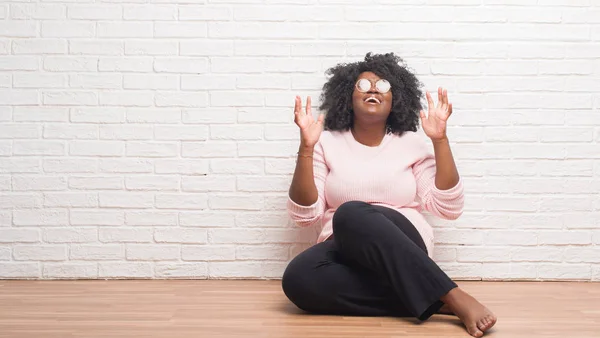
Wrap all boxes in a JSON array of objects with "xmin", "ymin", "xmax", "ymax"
[{"xmin": 287, "ymin": 129, "xmax": 465, "ymax": 257}]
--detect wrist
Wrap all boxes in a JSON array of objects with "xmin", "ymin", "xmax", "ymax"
[
  {"xmin": 298, "ymin": 143, "xmax": 314, "ymax": 154},
  {"xmin": 431, "ymin": 136, "xmax": 449, "ymax": 145}
]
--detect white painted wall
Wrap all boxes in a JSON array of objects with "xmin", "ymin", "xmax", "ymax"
[{"xmin": 0, "ymin": 0, "xmax": 599, "ymax": 280}]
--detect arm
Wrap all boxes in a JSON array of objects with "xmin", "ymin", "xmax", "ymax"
[
  {"xmin": 287, "ymin": 141, "xmax": 328, "ymax": 227},
  {"xmin": 413, "ymin": 138, "xmax": 464, "ymax": 220}
]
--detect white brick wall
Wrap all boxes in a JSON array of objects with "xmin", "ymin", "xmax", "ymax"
[{"xmin": 0, "ymin": 0, "xmax": 598, "ymax": 281}]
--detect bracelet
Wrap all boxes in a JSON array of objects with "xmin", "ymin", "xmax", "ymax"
[{"xmin": 297, "ymin": 152, "xmax": 313, "ymax": 158}]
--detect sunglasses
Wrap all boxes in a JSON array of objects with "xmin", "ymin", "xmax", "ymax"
[{"xmin": 355, "ymin": 78, "xmax": 391, "ymax": 94}]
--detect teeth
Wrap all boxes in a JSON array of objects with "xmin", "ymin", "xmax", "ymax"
[{"xmin": 365, "ymin": 97, "xmax": 380, "ymax": 104}]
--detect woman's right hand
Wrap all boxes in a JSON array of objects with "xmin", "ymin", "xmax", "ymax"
[{"xmin": 294, "ymin": 95, "xmax": 324, "ymax": 149}]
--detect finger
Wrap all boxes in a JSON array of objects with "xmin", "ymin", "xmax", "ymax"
[
  {"xmin": 317, "ymin": 113, "xmax": 325, "ymax": 124},
  {"xmin": 294, "ymin": 95, "xmax": 300, "ymax": 114},
  {"xmin": 306, "ymin": 96, "xmax": 312, "ymax": 116},
  {"xmin": 437, "ymin": 87, "xmax": 443, "ymax": 109},
  {"xmin": 419, "ymin": 109, "xmax": 426, "ymax": 120},
  {"xmin": 426, "ymin": 91, "xmax": 434, "ymax": 112},
  {"xmin": 447, "ymin": 103, "xmax": 453, "ymax": 118},
  {"xmin": 443, "ymin": 89, "xmax": 449, "ymax": 111}
]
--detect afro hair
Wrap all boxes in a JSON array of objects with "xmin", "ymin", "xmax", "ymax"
[{"xmin": 319, "ymin": 52, "xmax": 423, "ymax": 136}]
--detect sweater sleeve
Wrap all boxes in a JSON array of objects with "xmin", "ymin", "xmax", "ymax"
[
  {"xmin": 412, "ymin": 143, "xmax": 465, "ymax": 220},
  {"xmin": 286, "ymin": 139, "xmax": 328, "ymax": 227}
]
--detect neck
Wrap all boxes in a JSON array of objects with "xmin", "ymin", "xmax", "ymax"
[{"xmin": 350, "ymin": 122, "xmax": 387, "ymax": 147}]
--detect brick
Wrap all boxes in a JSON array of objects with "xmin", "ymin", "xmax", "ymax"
[
  {"xmin": 42, "ymin": 21, "xmax": 95, "ymax": 38},
  {"xmin": 209, "ymin": 194, "xmax": 263, "ymax": 211},
  {"xmin": 238, "ymin": 108, "xmax": 290, "ymax": 123},
  {"xmin": 100, "ymin": 159, "xmax": 153, "ymax": 173},
  {"xmin": 126, "ymin": 141, "xmax": 178, "ymax": 157},
  {"xmin": 236, "ymin": 245, "xmax": 289, "ymax": 260},
  {"xmin": 483, "ymin": 230, "xmax": 538, "ymax": 246},
  {"xmin": 0, "ymin": 246, "xmax": 10, "ymax": 260},
  {"xmin": 155, "ymin": 92, "xmax": 208, "ymax": 107},
  {"xmin": 11, "ymin": 4, "xmax": 66, "ymax": 19},
  {"xmin": 69, "ymin": 141, "xmax": 124, "ymax": 156},
  {"xmin": 179, "ymin": 212, "xmax": 234, "ymax": 227},
  {"xmin": 155, "ymin": 228, "xmax": 208, "ymax": 243},
  {"xmin": 0, "ymin": 90, "xmax": 39, "ymax": 105},
  {"xmin": 70, "ymin": 245, "xmax": 123, "ymax": 261},
  {"xmin": 127, "ymin": 108, "xmax": 181, "ymax": 124},
  {"xmin": 44, "ymin": 228, "xmax": 98, "ymax": 243},
  {"xmin": 182, "ymin": 108, "xmax": 236, "ymax": 124},
  {"xmin": 155, "ymin": 126, "xmax": 208, "ymax": 141},
  {"xmin": 98, "ymin": 22, "xmax": 153, "ymax": 38},
  {"xmin": 69, "ymin": 74, "xmax": 121, "ymax": 89},
  {"xmin": 69, "ymin": 177, "xmax": 123, "ymax": 190},
  {"xmin": 237, "ymin": 176, "xmax": 290, "ymax": 192},
  {"xmin": 154, "ymin": 57, "xmax": 208, "ymax": 74},
  {"xmin": 123, "ymin": 5, "xmax": 177, "ymax": 20},
  {"xmin": 126, "ymin": 211, "xmax": 178, "ymax": 226},
  {"xmin": 68, "ymin": 4, "xmax": 121, "ymax": 19},
  {"xmin": 70, "ymin": 210, "xmax": 124, "ymax": 226},
  {"xmin": 537, "ymin": 231, "xmax": 592, "ymax": 245},
  {"xmin": 14, "ymin": 245, "xmax": 66, "ymax": 261},
  {"xmin": 99, "ymin": 228, "xmax": 153, "ymax": 243},
  {"xmin": 12, "ymin": 39, "xmax": 67, "ymax": 54},
  {"xmin": 124, "ymin": 74, "xmax": 179, "ymax": 90},
  {"xmin": 70, "ymin": 40, "xmax": 124, "ymax": 56},
  {"xmin": 14, "ymin": 107, "xmax": 68, "ymax": 122},
  {"xmin": 100, "ymin": 91, "xmax": 154, "ymax": 107},
  {"xmin": 154, "ymin": 263, "xmax": 207, "ymax": 279},
  {"xmin": 126, "ymin": 244, "xmax": 180, "ymax": 260},
  {"xmin": 0, "ymin": 21, "xmax": 37, "ymax": 37},
  {"xmin": 181, "ymin": 176, "xmax": 235, "ymax": 192},
  {"xmin": 181, "ymin": 75, "xmax": 236, "ymax": 90},
  {"xmin": 0, "ymin": 229, "xmax": 40, "ymax": 243},
  {"xmin": 12, "ymin": 176, "xmax": 66, "ymax": 191},
  {"xmin": 13, "ymin": 140, "xmax": 64, "ymax": 156},
  {"xmin": 44, "ymin": 57, "xmax": 98, "ymax": 72},
  {"xmin": 44, "ymin": 125, "xmax": 98, "ymax": 140},
  {"xmin": 209, "ymin": 22, "xmax": 317, "ymax": 39},
  {"xmin": 182, "ymin": 245, "xmax": 235, "ymax": 261},
  {"xmin": 99, "ymin": 262, "xmax": 153, "ymax": 278},
  {"xmin": 155, "ymin": 160, "xmax": 209, "ymax": 175},
  {"xmin": 43, "ymin": 91, "xmax": 97, "ymax": 106},
  {"xmin": 210, "ymin": 91, "xmax": 263, "ymax": 107},
  {"xmin": 238, "ymin": 141, "xmax": 296, "ymax": 157},
  {"xmin": 44, "ymin": 192, "xmax": 98, "ymax": 208},
  {"xmin": 0, "ymin": 124, "xmax": 41, "ymax": 139},
  {"xmin": 211, "ymin": 57, "xmax": 264, "ymax": 73},
  {"xmin": 99, "ymin": 57, "xmax": 153, "ymax": 72},
  {"xmin": 13, "ymin": 209, "xmax": 68, "ymax": 226},
  {"xmin": 537, "ymin": 264, "xmax": 591, "ymax": 280},
  {"xmin": 182, "ymin": 142, "xmax": 236, "ymax": 158},
  {"xmin": 0, "ymin": 194, "xmax": 42, "ymax": 208},
  {"xmin": 99, "ymin": 192, "xmax": 154, "ymax": 208},
  {"xmin": 125, "ymin": 40, "xmax": 178, "ymax": 56},
  {"xmin": 155, "ymin": 194, "xmax": 208, "ymax": 210},
  {"xmin": 0, "ymin": 159, "xmax": 40, "ymax": 174},
  {"xmin": 125, "ymin": 176, "xmax": 179, "ymax": 191},
  {"xmin": 210, "ymin": 125, "xmax": 263, "ymax": 140},
  {"xmin": 155, "ymin": 22, "xmax": 207, "ymax": 38},
  {"xmin": 209, "ymin": 262, "xmax": 261, "ymax": 278},
  {"xmin": 100, "ymin": 125, "xmax": 153, "ymax": 140},
  {"xmin": 211, "ymin": 159, "xmax": 263, "ymax": 174},
  {"xmin": 235, "ymin": 212, "xmax": 289, "ymax": 228},
  {"xmin": 180, "ymin": 41, "xmax": 233, "ymax": 56},
  {"xmin": 43, "ymin": 263, "xmax": 98, "ymax": 278},
  {"xmin": 456, "ymin": 247, "xmax": 509, "ymax": 263},
  {"xmin": 0, "ymin": 263, "xmax": 39, "ymax": 278},
  {"xmin": 435, "ymin": 230, "xmax": 484, "ymax": 245}
]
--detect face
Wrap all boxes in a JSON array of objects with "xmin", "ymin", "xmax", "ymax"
[{"xmin": 351, "ymin": 71, "xmax": 393, "ymax": 123}]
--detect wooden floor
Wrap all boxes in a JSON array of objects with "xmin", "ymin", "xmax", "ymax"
[{"xmin": 0, "ymin": 280, "xmax": 599, "ymax": 338}]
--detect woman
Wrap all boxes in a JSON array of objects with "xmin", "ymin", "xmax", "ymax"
[{"xmin": 281, "ymin": 53, "xmax": 497, "ymax": 337}]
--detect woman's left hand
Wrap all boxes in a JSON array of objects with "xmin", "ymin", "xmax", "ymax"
[{"xmin": 420, "ymin": 87, "xmax": 453, "ymax": 141}]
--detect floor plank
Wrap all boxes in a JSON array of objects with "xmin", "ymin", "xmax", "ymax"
[{"xmin": 1, "ymin": 280, "xmax": 599, "ymax": 337}]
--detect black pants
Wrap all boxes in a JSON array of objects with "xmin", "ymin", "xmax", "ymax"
[{"xmin": 281, "ymin": 201, "xmax": 457, "ymax": 321}]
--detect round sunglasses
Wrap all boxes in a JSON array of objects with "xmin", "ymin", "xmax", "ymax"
[{"xmin": 355, "ymin": 78, "xmax": 391, "ymax": 94}]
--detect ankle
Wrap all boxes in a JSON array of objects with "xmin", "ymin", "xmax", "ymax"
[{"xmin": 440, "ymin": 287, "xmax": 461, "ymax": 308}]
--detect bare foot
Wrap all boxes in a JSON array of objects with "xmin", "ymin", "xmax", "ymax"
[
  {"xmin": 437, "ymin": 303, "xmax": 455, "ymax": 316},
  {"xmin": 440, "ymin": 287, "xmax": 497, "ymax": 337}
]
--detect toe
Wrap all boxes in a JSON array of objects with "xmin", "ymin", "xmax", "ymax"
[{"xmin": 468, "ymin": 324, "xmax": 484, "ymax": 338}]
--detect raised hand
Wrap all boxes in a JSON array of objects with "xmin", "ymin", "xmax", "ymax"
[
  {"xmin": 420, "ymin": 87, "xmax": 453, "ymax": 141},
  {"xmin": 294, "ymin": 95, "xmax": 324, "ymax": 148}
]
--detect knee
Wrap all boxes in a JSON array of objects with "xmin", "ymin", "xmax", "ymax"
[
  {"xmin": 333, "ymin": 200, "xmax": 370, "ymax": 235},
  {"xmin": 281, "ymin": 256, "xmax": 312, "ymax": 311}
]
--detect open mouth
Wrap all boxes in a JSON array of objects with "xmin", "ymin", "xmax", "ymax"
[{"xmin": 364, "ymin": 96, "xmax": 381, "ymax": 104}]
